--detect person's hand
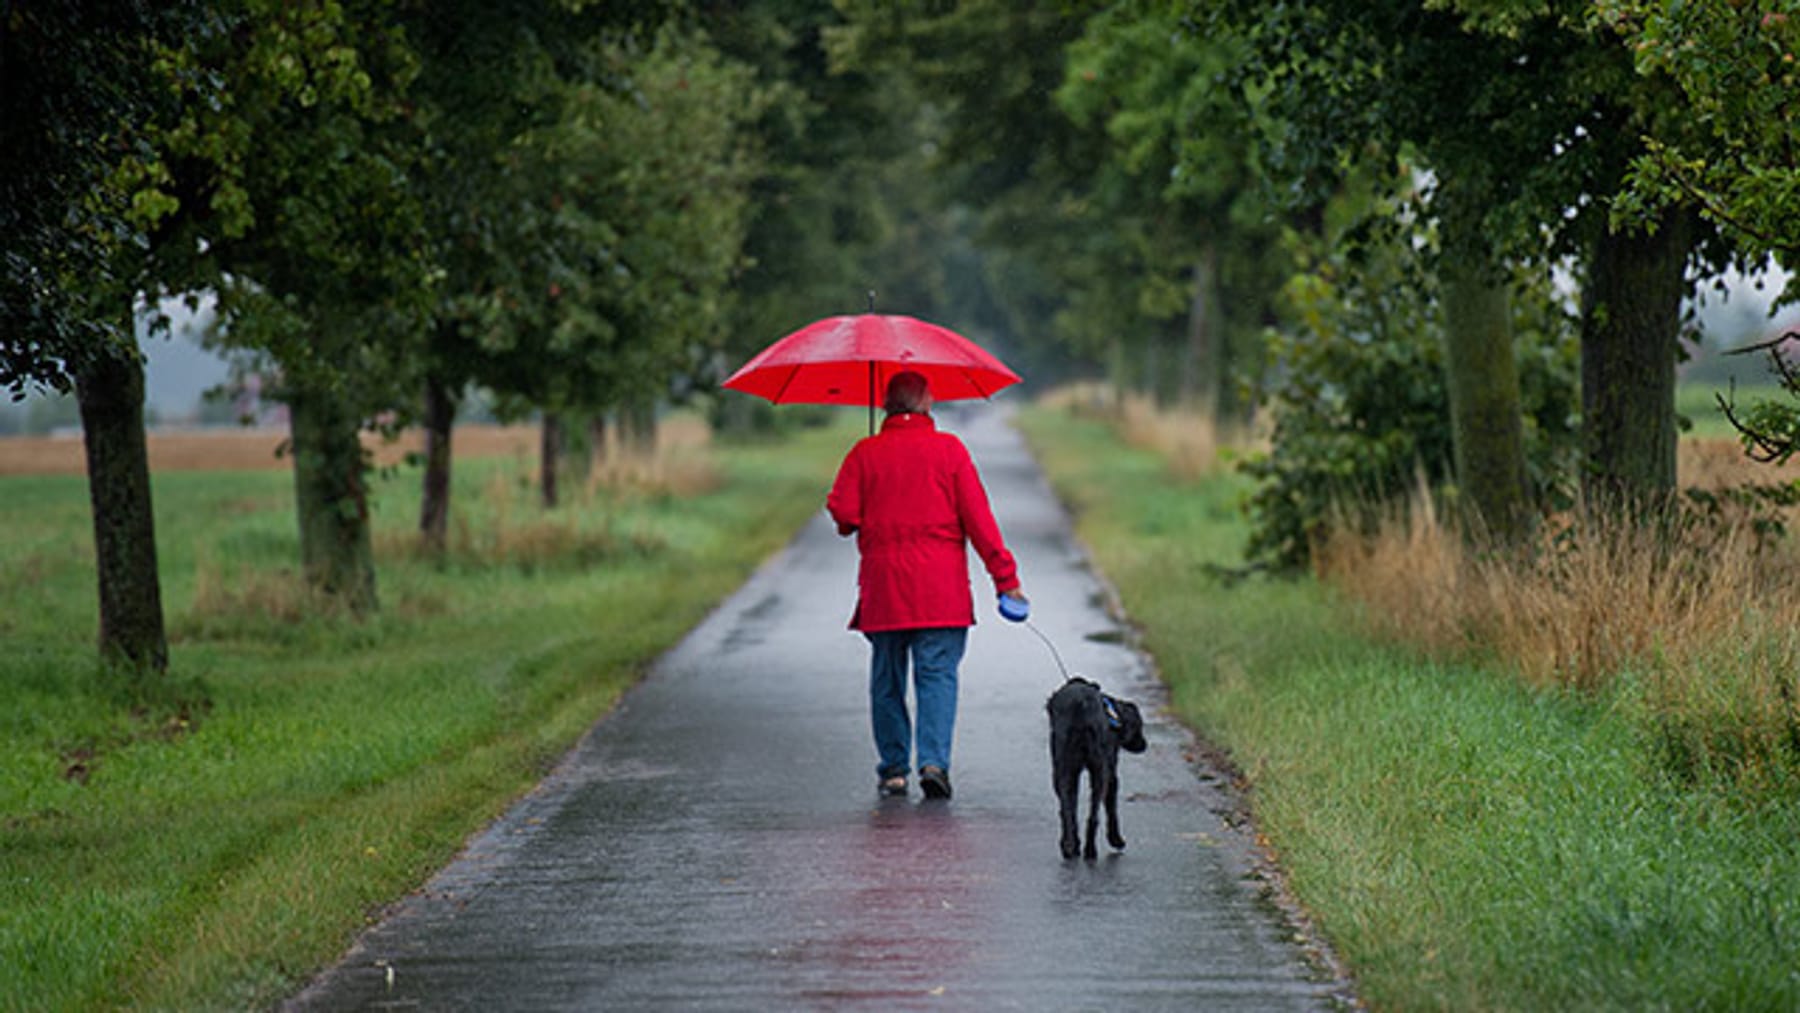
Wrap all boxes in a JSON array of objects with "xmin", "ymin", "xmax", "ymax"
[
  {"xmin": 997, "ymin": 587, "xmax": 1030, "ymax": 622},
  {"xmin": 826, "ymin": 505, "xmax": 856, "ymax": 537}
]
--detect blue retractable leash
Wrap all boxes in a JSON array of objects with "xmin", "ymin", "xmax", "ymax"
[
  {"xmin": 997, "ymin": 593, "xmax": 1071, "ymax": 681},
  {"xmin": 1001, "ymin": 595, "xmax": 1122, "ymax": 728}
]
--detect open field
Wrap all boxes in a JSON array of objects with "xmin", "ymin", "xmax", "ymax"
[
  {"xmin": 1680, "ymin": 379, "xmax": 1792, "ymax": 441},
  {"xmin": 0, "ymin": 424, "xmax": 546, "ymax": 477}
]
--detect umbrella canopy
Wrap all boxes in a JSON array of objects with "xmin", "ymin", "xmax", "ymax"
[{"xmin": 722, "ymin": 313, "xmax": 1021, "ymax": 408}]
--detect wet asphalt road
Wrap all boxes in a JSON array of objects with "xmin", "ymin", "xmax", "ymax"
[{"xmin": 289, "ymin": 405, "xmax": 1343, "ymax": 1011}]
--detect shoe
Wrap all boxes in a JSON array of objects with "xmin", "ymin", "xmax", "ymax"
[
  {"xmin": 879, "ymin": 775, "xmax": 908, "ymax": 798},
  {"xmin": 919, "ymin": 766, "xmax": 952, "ymax": 800}
]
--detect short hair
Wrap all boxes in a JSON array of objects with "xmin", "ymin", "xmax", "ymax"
[{"xmin": 883, "ymin": 371, "xmax": 932, "ymax": 415}]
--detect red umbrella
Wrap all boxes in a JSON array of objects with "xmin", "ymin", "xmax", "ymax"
[{"xmin": 722, "ymin": 313, "xmax": 1021, "ymax": 430}]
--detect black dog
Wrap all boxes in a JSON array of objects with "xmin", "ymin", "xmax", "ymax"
[{"xmin": 1046, "ymin": 676, "xmax": 1147, "ymax": 860}]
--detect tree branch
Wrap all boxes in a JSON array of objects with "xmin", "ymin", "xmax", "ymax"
[
  {"xmin": 1718, "ymin": 331, "xmax": 1800, "ymax": 463},
  {"xmin": 1660, "ymin": 154, "xmax": 1788, "ymax": 255}
]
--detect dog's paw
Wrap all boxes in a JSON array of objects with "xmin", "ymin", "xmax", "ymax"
[
  {"xmin": 1060, "ymin": 837, "xmax": 1080, "ymax": 860},
  {"xmin": 1083, "ymin": 841, "xmax": 1099, "ymax": 861},
  {"xmin": 1108, "ymin": 831, "xmax": 1126, "ymax": 850}
]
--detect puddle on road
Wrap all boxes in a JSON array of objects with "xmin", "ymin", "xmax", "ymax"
[{"xmin": 722, "ymin": 592, "xmax": 783, "ymax": 651}]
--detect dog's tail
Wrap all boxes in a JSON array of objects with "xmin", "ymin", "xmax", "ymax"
[{"xmin": 1051, "ymin": 685, "xmax": 1108, "ymax": 754}]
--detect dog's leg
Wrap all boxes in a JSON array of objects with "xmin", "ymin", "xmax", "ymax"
[
  {"xmin": 1083, "ymin": 759, "xmax": 1103, "ymax": 860},
  {"xmin": 1104, "ymin": 766, "xmax": 1126, "ymax": 850},
  {"xmin": 1053, "ymin": 746, "xmax": 1082, "ymax": 860}
]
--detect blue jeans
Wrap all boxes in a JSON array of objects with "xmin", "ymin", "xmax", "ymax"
[{"xmin": 865, "ymin": 627, "xmax": 968, "ymax": 779}]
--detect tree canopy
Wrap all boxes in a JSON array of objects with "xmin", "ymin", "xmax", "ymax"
[{"xmin": 9, "ymin": 0, "xmax": 1797, "ymax": 646}]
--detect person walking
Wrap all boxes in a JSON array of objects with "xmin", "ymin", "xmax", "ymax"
[{"xmin": 827, "ymin": 370, "xmax": 1027, "ymax": 800}]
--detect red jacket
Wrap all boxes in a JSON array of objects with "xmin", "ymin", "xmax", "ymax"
[{"xmin": 827, "ymin": 412, "xmax": 1020, "ymax": 632}]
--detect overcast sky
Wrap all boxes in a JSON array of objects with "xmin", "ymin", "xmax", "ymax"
[{"xmin": 140, "ymin": 299, "xmax": 231, "ymax": 416}]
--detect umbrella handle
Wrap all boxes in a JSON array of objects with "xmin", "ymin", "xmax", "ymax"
[{"xmin": 866, "ymin": 291, "xmax": 877, "ymax": 434}]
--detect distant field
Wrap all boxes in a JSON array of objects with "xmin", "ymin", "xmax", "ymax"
[
  {"xmin": 1678, "ymin": 380, "xmax": 1800, "ymax": 488},
  {"xmin": 2, "ymin": 423, "xmax": 558, "ymax": 476},
  {"xmin": 8, "ymin": 401, "xmax": 1793, "ymax": 491},
  {"xmin": 1680, "ymin": 379, "xmax": 1784, "ymax": 440}
]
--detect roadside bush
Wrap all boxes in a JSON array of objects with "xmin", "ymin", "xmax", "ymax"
[{"xmin": 1241, "ymin": 214, "xmax": 1579, "ymax": 572}]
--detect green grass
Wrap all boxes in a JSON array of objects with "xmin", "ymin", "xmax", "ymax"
[
  {"xmin": 1680, "ymin": 379, "xmax": 1783, "ymax": 440},
  {"xmin": 0, "ymin": 416, "xmax": 853, "ymax": 1011},
  {"xmin": 1017, "ymin": 403, "xmax": 1800, "ymax": 1011}
]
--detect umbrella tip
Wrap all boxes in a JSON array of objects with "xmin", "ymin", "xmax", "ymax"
[{"xmin": 866, "ymin": 289, "xmax": 876, "ymax": 313}]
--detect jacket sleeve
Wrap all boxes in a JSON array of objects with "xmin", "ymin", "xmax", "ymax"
[
  {"xmin": 952, "ymin": 444, "xmax": 1020, "ymax": 594},
  {"xmin": 826, "ymin": 444, "xmax": 862, "ymax": 537}
]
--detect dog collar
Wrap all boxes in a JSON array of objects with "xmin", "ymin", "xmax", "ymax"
[{"xmin": 1103, "ymin": 696, "xmax": 1122, "ymax": 729}]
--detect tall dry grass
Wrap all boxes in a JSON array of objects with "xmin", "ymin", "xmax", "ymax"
[
  {"xmin": 185, "ymin": 552, "xmax": 329, "ymax": 628},
  {"xmin": 1039, "ymin": 382, "xmax": 1238, "ymax": 481},
  {"xmin": 1316, "ymin": 489, "xmax": 1800, "ymax": 787},
  {"xmin": 1311, "ymin": 478, "xmax": 1470, "ymax": 659},
  {"xmin": 1315, "ymin": 493, "xmax": 1798, "ymax": 688},
  {"xmin": 1681, "ymin": 436, "xmax": 1800, "ymax": 492},
  {"xmin": 579, "ymin": 415, "xmax": 720, "ymax": 500},
  {"xmin": 378, "ymin": 462, "xmax": 668, "ymax": 571},
  {"xmin": 378, "ymin": 416, "xmax": 718, "ymax": 570}
]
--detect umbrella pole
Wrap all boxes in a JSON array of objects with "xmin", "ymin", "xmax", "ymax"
[{"xmin": 867, "ymin": 291, "xmax": 878, "ymax": 436}]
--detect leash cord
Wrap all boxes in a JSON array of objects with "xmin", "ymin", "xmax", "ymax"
[{"xmin": 1023, "ymin": 618, "xmax": 1071, "ymax": 681}]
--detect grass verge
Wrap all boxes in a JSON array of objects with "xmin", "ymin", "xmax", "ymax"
[
  {"xmin": 0, "ymin": 414, "xmax": 853, "ymax": 1011},
  {"xmin": 1016, "ymin": 402, "xmax": 1800, "ymax": 1011}
]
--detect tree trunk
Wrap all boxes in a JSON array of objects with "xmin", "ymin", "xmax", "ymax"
[
  {"xmin": 562, "ymin": 413, "xmax": 594, "ymax": 486},
  {"xmin": 1183, "ymin": 246, "xmax": 1225, "ymax": 415},
  {"xmin": 1144, "ymin": 339, "xmax": 1169, "ymax": 407},
  {"xmin": 1106, "ymin": 335, "xmax": 1128, "ymax": 414},
  {"xmin": 1219, "ymin": 318, "xmax": 1248, "ymax": 431},
  {"xmin": 540, "ymin": 412, "xmax": 562, "ymax": 509},
  {"xmin": 1580, "ymin": 207, "xmax": 1691, "ymax": 514},
  {"xmin": 714, "ymin": 391, "xmax": 762, "ymax": 436},
  {"xmin": 589, "ymin": 414, "xmax": 608, "ymax": 475},
  {"xmin": 288, "ymin": 387, "xmax": 377, "ymax": 614},
  {"xmin": 1441, "ymin": 255, "xmax": 1531, "ymax": 544},
  {"xmin": 419, "ymin": 374, "xmax": 456, "ymax": 554},
  {"xmin": 74, "ymin": 344, "xmax": 168, "ymax": 673},
  {"xmin": 1188, "ymin": 243, "xmax": 1253, "ymax": 434},
  {"xmin": 620, "ymin": 398, "xmax": 656, "ymax": 458}
]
